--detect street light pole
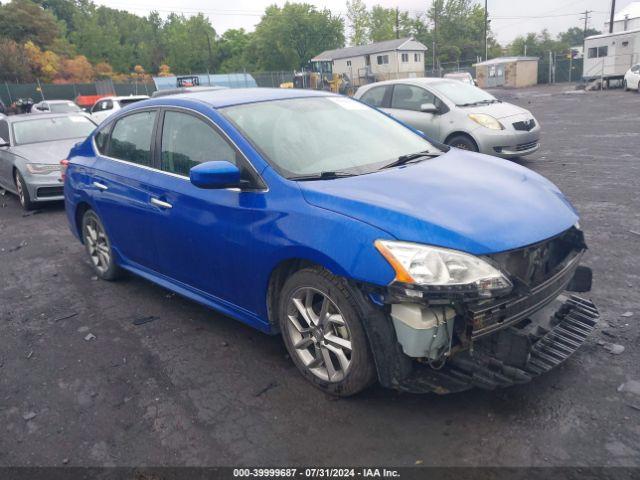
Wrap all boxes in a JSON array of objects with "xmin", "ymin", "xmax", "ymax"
[{"xmin": 484, "ymin": 0, "xmax": 488, "ymax": 61}]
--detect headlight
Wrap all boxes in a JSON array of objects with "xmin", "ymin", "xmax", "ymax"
[
  {"xmin": 25, "ymin": 163, "xmax": 60, "ymax": 175},
  {"xmin": 468, "ymin": 113, "xmax": 503, "ymax": 130},
  {"xmin": 375, "ymin": 240, "xmax": 512, "ymax": 298}
]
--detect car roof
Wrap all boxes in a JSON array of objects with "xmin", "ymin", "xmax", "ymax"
[
  {"xmin": 4, "ymin": 112, "xmax": 92, "ymax": 123},
  {"xmin": 356, "ymin": 77, "xmax": 462, "ymax": 93},
  {"xmin": 101, "ymin": 95, "xmax": 150, "ymax": 101},
  {"xmin": 143, "ymin": 87, "xmax": 337, "ymax": 109}
]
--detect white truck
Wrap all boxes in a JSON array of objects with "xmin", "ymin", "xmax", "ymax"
[{"xmin": 583, "ymin": 28, "xmax": 640, "ymax": 83}]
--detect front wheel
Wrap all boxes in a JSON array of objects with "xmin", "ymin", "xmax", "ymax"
[
  {"xmin": 14, "ymin": 170, "xmax": 34, "ymax": 211},
  {"xmin": 446, "ymin": 134, "xmax": 479, "ymax": 152},
  {"xmin": 81, "ymin": 209, "xmax": 122, "ymax": 280},
  {"xmin": 278, "ymin": 268, "xmax": 376, "ymax": 396}
]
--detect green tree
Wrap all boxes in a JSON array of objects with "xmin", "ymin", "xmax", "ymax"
[
  {"xmin": 0, "ymin": 37, "xmax": 33, "ymax": 82},
  {"xmin": 161, "ymin": 13, "xmax": 217, "ymax": 74},
  {"xmin": 216, "ymin": 29, "xmax": 254, "ymax": 72},
  {"xmin": 346, "ymin": 0, "xmax": 369, "ymax": 46},
  {"xmin": 558, "ymin": 26, "xmax": 601, "ymax": 47},
  {"xmin": 250, "ymin": 3, "xmax": 344, "ymax": 71},
  {"xmin": 0, "ymin": 0, "xmax": 61, "ymax": 47}
]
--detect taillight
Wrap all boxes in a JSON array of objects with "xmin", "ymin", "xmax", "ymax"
[{"xmin": 60, "ymin": 159, "xmax": 69, "ymax": 182}]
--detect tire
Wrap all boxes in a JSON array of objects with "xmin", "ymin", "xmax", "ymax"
[
  {"xmin": 446, "ymin": 134, "xmax": 479, "ymax": 152},
  {"xmin": 81, "ymin": 209, "xmax": 122, "ymax": 280},
  {"xmin": 278, "ymin": 267, "xmax": 376, "ymax": 396},
  {"xmin": 623, "ymin": 79, "xmax": 628, "ymax": 91},
  {"xmin": 14, "ymin": 169, "xmax": 34, "ymax": 211}
]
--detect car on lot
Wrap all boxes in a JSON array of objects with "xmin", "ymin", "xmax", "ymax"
[
  {"xmin": 151, "ymin": 86, "xmax": 227, "ymax": 98},
  {"xmin": 31, "ymin": 100, "xmax": 83, "ymax": 114},
  {"xmin": 354, "ymin": 78, "xmax": 541, "ymax": 158},
  {"xmin": 443, "ymin": 71, "xmax": 476, "ymax": 85},
  {"xmin": 0, "ymin": 113, "xmax": 97, "ymax": 210},
  {"xmin": 63, "ymin": 88, "xmax": 597, "ymax": 396},
  {"xmin": 623, "ymin": 64, "xmax": 640, "ymax": 92},
  {"xmin": 90, "ymin": 95, "xmax": 149, "ymax": 124}
]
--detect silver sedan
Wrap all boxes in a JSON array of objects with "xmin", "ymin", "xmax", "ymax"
[
  {"xmin": 354, "ymin": 78, "xmax": 541, "ymax": 158},
  {"xmin": 0, "ymin": 113, "xmax": 96, "ymax": 210}
]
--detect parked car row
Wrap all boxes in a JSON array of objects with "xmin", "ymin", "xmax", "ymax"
[{"xmin": 0, "ymin": 82, "xmax": 598, "ymax": 397}]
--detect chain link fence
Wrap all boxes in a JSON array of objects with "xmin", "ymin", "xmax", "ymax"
[{"xmin": 1, "ymin": 82, "xmax": 155, "ymax": 106}]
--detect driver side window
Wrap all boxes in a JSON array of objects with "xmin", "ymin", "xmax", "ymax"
[{"xmin": 391, "ymin": 85, "xmax": 435, "ymax": 111}]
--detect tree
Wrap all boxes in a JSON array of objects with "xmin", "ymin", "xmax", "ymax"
[
  {"xmin": 157, "ymin": 64, "xmax": 172, "ymax": 77},
  {"xmin": 95, "ymin": 61, "xmax": 115, "ymax": 78},
  {"xmin": 346, "ymin": 0, "xmax": 369, "ymax": 46},
  {"xmin": 558, "ymin": 26, "xmax": 601, "ymax": 47},
  {"xmin": 0, "ymin": 0, "xmax": 61, "ymax": 47},
  {"xmin": 162, "ymin": 13, "xmax": 217, "ymax": 74},
  {"xmin": 24, "ymin": 40, "xmax": 61, "ymax": 82},
  {"xmin": 55, "ymin": 55, "xmax": 94, "ymax": 82},
  {"xmin": 0, "ymin": 37, "xmax": 32, "ymax": 82},
  {"xmin": 368, "ymin": 6, "xmax": 396, "ymax": 42},
  {"xmin": 250, "ymin": 3, "xmax": 344, "ymax": 71},
  {"xmin": 216, "ymin": 29, "xmax": 254, "ymax": 73}
]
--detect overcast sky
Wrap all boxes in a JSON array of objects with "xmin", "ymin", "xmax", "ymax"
[{"xmin": 93, "ymin": 0, "xmax": 635, "ymax": 44}]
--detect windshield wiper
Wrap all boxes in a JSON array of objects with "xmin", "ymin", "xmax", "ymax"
[
  {"xmin": 379, "ymin": 150, "xmax": 439, "ymax": 170},
  {"xmin": 289, "ymin": 171, "xmax": 357, "ymax": 181},
  {"xmin": 458, "ymin": 99, "xmax": 499, "ymax": 107}
]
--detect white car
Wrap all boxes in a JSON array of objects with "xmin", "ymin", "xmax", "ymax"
[
  {"xmin": 31, "ymin": 100, "xmax": 83, "ymax": 114},
  {"xmin": 623, "ymin": 64, "xmax": 640, "ymax": 92},
  {"xmin": 443, "ymin": 72, "xmax": 476, "ymax": 86},
  {"xmin": 90, "ymin": 95, "xmax": 149, "ymax": 124}
]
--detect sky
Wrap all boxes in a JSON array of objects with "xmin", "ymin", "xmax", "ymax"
[{"xmin": 92, "ymin": 0, "xmax": 636, "ymax": 45}]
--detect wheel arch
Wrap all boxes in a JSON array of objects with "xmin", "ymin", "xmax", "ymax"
[
  {"xmin": 444, "ymin": 131, "xmax": 480, "ymax": 150},
  {"xmin": 74, "ymin": 201, "xmax": 93, "ymax": 242}
]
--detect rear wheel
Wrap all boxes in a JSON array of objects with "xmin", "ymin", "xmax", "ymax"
[
  {"xmin": 278, "ymin": 268, "xmax": 376, "ymax": 396},
  {"xmin": 81, "ymin": 209, "xmax": 122, "ymax": 280},
  {"xmin": 623, "ymin": 79, "xmax": 629, "ymax": 91},
  {"xmin": 446, "ymin": 134, "xmax": 479, "ymax": 152},
  {"xmin": 14, "ymin": 170, "xmax": 34, "ymax": 211}
]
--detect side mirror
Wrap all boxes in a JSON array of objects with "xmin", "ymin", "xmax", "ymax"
[
  {"xmin": 190, "ymin": 161, "xmax": 241, "ymax": 189},
  {"xmin": 420, "ymin": 103, "xmax": 439, "ymax": 114}
]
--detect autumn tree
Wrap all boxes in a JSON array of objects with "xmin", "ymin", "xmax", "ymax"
[
  {"xmin": 346, "ymin": 0, "xmax": 369, "ymax": 46},
  {"xmin": 157, "ymin": 64, "xmax": 172, "ymax": 77},
  {"xmin": 0, "ymin": 0, "xmax": 61, "ymax": 47}
]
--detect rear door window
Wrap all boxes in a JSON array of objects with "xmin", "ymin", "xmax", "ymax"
[
  {"xmin": 107, "ymin": 110, "xmax": 157, "ymax": 166},
  {"xmin": 359, "ymin": 86, "xmax": 390, "ymax": 108},
  {"xmin": 160, "ymin": 111, "xmax": 236, "ymax": 176},
  {"xmin": 0, "ymin": 120, "xmax": 10, "ymax": 143}
]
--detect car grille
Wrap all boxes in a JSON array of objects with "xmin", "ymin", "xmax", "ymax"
[
  {"xmin": 513, "ymin": 119, "xmax": 536, "ymax": 131},
  {"xmin": 37, "ymin": 186, "xmax": 64, "ymax": 198}
]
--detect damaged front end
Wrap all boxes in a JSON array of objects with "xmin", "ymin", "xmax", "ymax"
[{"xmin": 366, "ymin": 226, "xmax": 599, "ymax": 394}]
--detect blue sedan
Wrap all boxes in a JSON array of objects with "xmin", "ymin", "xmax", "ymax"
[{"xmin": 63, "ymin": 88, "xmax": 598, "ymax": 396}]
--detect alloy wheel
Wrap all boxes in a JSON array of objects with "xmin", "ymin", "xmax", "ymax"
[
  {"xmin": 14, "ymin": 171, "xmax": 25, "ymax": 207},
  {"xmin": 285, "ymin": 287, "xmax": 353, "ymax": 382},
  {"xmin": 84, "ymin": 216, "xmax": 111, "ymax": 274}
]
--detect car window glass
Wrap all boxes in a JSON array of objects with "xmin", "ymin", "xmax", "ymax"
[
  {"xmin": 359, "ymin": 87, "xmax": 387, "ymax": 107},
  {"xmin": 391, "ymin": 85, "xmax": 435, "ymax": 111},
  {"xmin": 95, "ymin": 127, "xmax": 109, "ymax": 154},
  {"xmin": 161, "ymin": 111, "xmax": 236, "ymax": 176},
  {"xmin": 108, "ymin": 111, "xmax": 156, "ymax": 166},
  {"xmin": 0, "ymin": 120, "xmax": 9, "ymax": 143},
  {"xmin": 12, "ymin": 116, "xmax": 96, "ymax": 145}
]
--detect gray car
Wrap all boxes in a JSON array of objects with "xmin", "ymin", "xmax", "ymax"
[
  {"xmin": 31, "ymin": 100, "xmax": 83, "ymax": 114},
  {"xmin": 0, "ymin": 113, "xmax": 96, "ymax": 210},
  {"xmin": 354, "ymin": 78, "xmax": 540, "ymax": 158}
]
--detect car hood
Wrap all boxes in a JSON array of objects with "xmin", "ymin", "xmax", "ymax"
[
  {"xmin": 10, "ymin": 138, "xmax": 83, "ymax": 165},
  {"xmin": 298, "ymin": 149, "xmax": 578, "ymax": 255},
  {"xmin": 464, "ymin": 101, "xmax": 532, "ymax": 120}
]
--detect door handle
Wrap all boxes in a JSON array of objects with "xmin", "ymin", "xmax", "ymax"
[
  {"xmin": 150, "ymin": 197, "xmax": 172, "ymax": 209},
  {"xmin": 92, "ymin": 181, "xmax": 108, "ymax": 191}
]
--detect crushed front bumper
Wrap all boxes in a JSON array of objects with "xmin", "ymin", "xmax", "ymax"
[{"xmin": 392, "ymin": 293, "xmax": 599, "ymax": 394}]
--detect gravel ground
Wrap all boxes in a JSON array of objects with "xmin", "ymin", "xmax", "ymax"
[{"xmin": 0, "ymin": 84, "xmax": 639, "ymax": 467}]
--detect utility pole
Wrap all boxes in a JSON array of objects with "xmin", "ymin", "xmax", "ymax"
[
  {"xmin": 609, "ymin": 0, "xmax": 616, "ymax": 33},
  {"xmin": 579, "ymin": 10, "xmax": 592, "ymax": 42},
  {"xmin": 484, "ymin": 0, "xmax": 488, "ymax": 61},
  {"xmin": 395, "ymin": 7, "xmax": 400, "ymax": 39},
  {"xmin": 432, "ymin": 9, "xmax": 438, "ymax": 74}
]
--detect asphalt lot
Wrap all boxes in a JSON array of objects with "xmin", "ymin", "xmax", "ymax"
[{"xmin": 1, "ymin": 84, "xmax": 639, "ymax": 467}]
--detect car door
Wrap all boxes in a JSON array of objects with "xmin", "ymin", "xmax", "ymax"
[
  {"xmin": 384, "ymin": 84, "xmax": 442, "ymax": 141},
  {"xmin": 92, "ymin": 99, "xmax": 113, "ymax": 124},
  {"xmin": 90, "ymin": 109, "xmax": 160, "ymax": 270},
  {"xmin": 0, "ymin": 119, "xmax": 14, "ymax": 190},
  {"xmin": 144, "ymin": 108, "xmax": 267, "ymax": 309}
]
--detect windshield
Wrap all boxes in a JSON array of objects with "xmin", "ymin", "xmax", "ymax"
[
  {"xmin": 12, "ymin": 115, "xmax": 95, "ymax": 145},
  {"xmin": 221, "ymin": 96, "xmax": 436, "ymax": 178},
  {"xmin": 430, "ymin": 81, "xmax": 497, "ymax": 106},
  {"xmin": 50, "ymin": 102, "xmax": 81, "ymax": 113}
]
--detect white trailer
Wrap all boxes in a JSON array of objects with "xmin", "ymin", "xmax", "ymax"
[{"xmin": 583, "ymin": 28, "xmax": 640, "ymax": 81}]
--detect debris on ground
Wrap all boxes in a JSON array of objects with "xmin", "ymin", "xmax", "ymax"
[
  {"xmin": 22, "ymin": 411, "xmax": 37, "ymax": 421},
  {"xmin": 603, "ymin": 343, "xmax": 625, "ymax": 355},
  {"xmin": 26, "ymin": 350, "xmax": 33, "ymax": 359},
  {"xmin": 221, "ymin": 341, "xmax": 229, "ymax": 347},
  {"xmin": 254, "ymin": 381, "xmax": 278, "ymax": 397},
  {"xmin": 21, "ymin": 210, "xmax": 42, "ymax": 217},
  {"xmin": 620, "ymin": 311, "xmax": 634, "ymax": 318},
  {"xmin": 91, "ymin": 276, "xmax": 98, "ymax": 281},
  {"xmin": 53, "ymin": 312, "xmax": 78, "ymax": 323},
  {"xmin": 132, "ymin": 315, "xmax": 159, "ymax": 326},
  {"xmin": 62, "ymin": 458, "xmax": 69, "ymax": 465},
  {"xmin": 84, "ymin": 333, "xmax": 96, "ymax": 341},
  {"xmin": 6, "ymin": 240, "xmax": 27, "ymax": 253},
  {"xmin": 629, "ymin": 230, "xmax": 640, "ymax": 238},
  {"xmin": 618, "ymin": 380, "xmax": 640, "ymax": 396}
]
